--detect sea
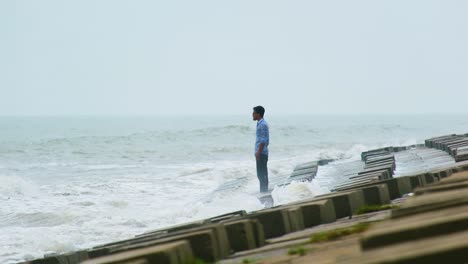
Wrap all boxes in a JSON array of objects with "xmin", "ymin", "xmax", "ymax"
[{"xmin": 1, "ymin": 114, "xmax": 468, "ymax": 263}]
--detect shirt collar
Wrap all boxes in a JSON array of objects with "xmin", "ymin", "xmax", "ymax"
[{"xmin": 257, "ymin": 118, "xmax": 264, "ymax": 124}]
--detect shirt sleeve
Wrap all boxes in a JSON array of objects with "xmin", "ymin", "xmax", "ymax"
[{"xmin": 258, "ymin": 124, "xmax": 269, "ymax": 144}]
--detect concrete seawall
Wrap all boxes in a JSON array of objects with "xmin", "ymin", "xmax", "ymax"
[{"xmin": 20, "ymin": 133, "xmax": 468, "ymax": 264}]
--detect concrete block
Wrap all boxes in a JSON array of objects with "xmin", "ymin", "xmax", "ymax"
[
  {"xmin": 291, "ymin": 199, "xmax": 336, "ymax": 228},
  {"xmin": 449, "ymin": 143, "xmax": 468, "ymax": 155},
  {"xmin": 361, "ymin": 148, "xmax": 393, "ymax": 161},
  {"xmin": 437, "ymin": 171, "xmax": 468, "ymax": 184},
  {"xmin": 314, "ymin": 190, "xmax": 365, "ymax": 219},
  {"xmin": 221, "ymin": 219, "xmax": 257, "ymax": 253},
  {"xmin": 421, "ymin": 173, "xmax": 438, "ymax": 185},
  {"xmin": 385, "ymin": 177, "xmax": 412, "ymax": 200},
  {"xmin": 250, "ymin": 219, "xmax": 266, "ymax": 248},
  {"xmin": 433, "ymin": 136, "xmax": 464, "ymax": 150},
  {"xmin": 425, "ymin": 134, "xmax": 456, "ymax": 148},
  {"xmin": 136, "ymin": 220, "xmax": 208, "ymax": 238},
  {"xmin": 446, "ymin": 140, "xmax": 468, "ymax": 153},
  {"xmin": 209, "ymin": 210, "xmax": 246, "ymax": 223},
  {"xmin": 362, "ymin": 205, "xmax": 468, "ymax": 251},
  {"xmin": 333, "ymin": 177, "xmax": 412, "ymax": 201},
  {"xmin": 318, "ymin": 159, "xmax": 334, "ymax": 166},
  {"xmin": 247, "ymin": 207, "xmax": 291, "ymax": 239},
  {"xmin": 30, "ymin": 256, "xmax": 60, "ymax": 264},
  {"xmin": 392, "ymin": 188, "xmax": 468, "ymax": 219},
  {"xmin": 358, "ymin": 165, "xmax": 394, "ymax": 177},
  {"xmin": 83, "ymin": 241, "xmax": 193, "ymax": 264},
  {"xmin": 287, "ymin": 207, "xmax": 305, "ymax": 232},
  {"xmin": 415, "ymin": 173, "xmax": 468, "ymax": 195},
  {"xmin": 408, "ymin": 175, "xmax": 423, "ymax": 190},
  {"xmin": 441, "ymin": 138, "xmax": 468, "ymax": 152},
  {"xmin": 64, "ymin": 250, "xmax": 88, "ymax": 264},
  {"xmin": 452, "ymin": 163, "xmax": 468, "ymax": 173},
  {"xmin": 361, "ymin": 184, "xmax": 391, "ymax": 206},
  {"xmin": 364, "ymin": 154, "xmax": 394, "ymax": 164},
  {"xmin": 291, "ymin": 167, "xmax": 317, "ymax": 175},
  {"xmin": 351, "ymin": 170, "xmax": 390, "ymax": 180},
  {"xmin": 456, "ymin": 148, "xmax": 468, "ymax": 162},
  {"xmin": 352, "ymin": 229, "xmax": 468, "ymax": 264},
  {"xmin": 294, "ymin": 162, "xmax": 318, "ymax": 171},
  {"xmin": 365, "ymin": 156, "xmax": 395, "ymax": 164},
  {"xmin": 88, "ymin": 228, "xmax": 221, "ymax": 262},
  {"xmin": 364, "ymin": 160, "xmax": 395, "ymax": 170}
]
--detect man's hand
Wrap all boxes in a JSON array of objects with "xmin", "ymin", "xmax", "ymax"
[{"xmin": 255, "ymin": 152, "xmax": 260, "ymax": 161}]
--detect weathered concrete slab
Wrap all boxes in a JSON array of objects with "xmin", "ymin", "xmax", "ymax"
[
  {"xmin": 361, "ymin": 184, "xmax": 391, "ymax": 206},
  {"xmin": 391, "ymin": 187, "xmax": 468, "ymax": 219},
  {"xmin": 287, "ymin": 207, "xmax": 305, "ymax": 232},
  {"xmin": 425, "ymin": 134, "xmax": 456, "ymax": 148},
  {"xmin": 351, "ymin": 170, "xmax": 390, "ymax": 180},
  {"xmin": 82, "ymin": 241, "xmax": 193, "ymax": 264},
  {"xmin": 284, "ymin": 198, "xmax": 337, "ymax": 228},
  {"xmin": 364, "ymin": 160, "xmax": 395, "ymax": 170},
  {"xmin": 361, "ymin": 148, "xmax": 393, "ymax": 161},
  {"xmin": 393, "ymin": 148, "xmax": 455, "ymax": 178},
  {"xmin": 333, "ymin": 178, "xmax": 379, "ymax": 191},
  {"xmin": 64, "ymin": 250, "xmax": 88, "ymax": 264},
  {"xmin": 361, "ymin": 204, "xmax": 468, "ymax": 251},
  {"xmin": 335, "ymin": 177, "xmax": 412, "ymax": 201},
  {"xmin": 89, "ymin": 224, "xmax": 228, "ymax": 262},
  {"xmin": 246, "ymin": 207, "xmax": 292, "ymax": 239},
  {"xmin": 28, "ymin": 255, "xmax": 62, "ymax": 264},
  {"xmin": 365, "ymin": 155, "xmax": 394, "ymax": 164},
  {"xmin": 222, "ymin": 219, "xmax": 257, "ymax": 253},
  {"xmin": 294, "ymin": 161, "xmax": 318, "ymax": 171},
  {"xmin": 290, "ymin": 167, "xmax": 316, "ymax": 177},
  {"xmin": 296, "ymin": 199, "xmax": 336, "ymax": 227},
  {"xmin": 350, "ymin": 229, "xmax": 468, "ymax": 264},
  {"xmin": 134, "ymin": 219, "xmax": 207, "ymax": 238},
  {"xmin": 314, "ymin": 190, "xmax": 365, "ymax": 219},
  {"xmin": 448, "ymin": 142, "xmax": 468, "ymax": 155},
  {"xmin": 209, "ymin": 210, "xmax": 247, "ymax": 223},
  {"xmin": 455, "ymin": 146, "xmax": 468, "ymax": 162}
]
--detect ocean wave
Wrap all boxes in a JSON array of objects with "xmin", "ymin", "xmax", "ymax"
[
  {"xmin": 0, "ymin": 175, "xmax": 40, "ymax": 197},
  {"xmin": 178, "ymin": 168, "xmax": 211, "ymax": 177},
  {"xmin": 0, "ymin": 212, "xmax": 75, "ymax": 228},
  {"xmin": 107, "ymin": 200, "xmax": 129, "ymax": 208}
]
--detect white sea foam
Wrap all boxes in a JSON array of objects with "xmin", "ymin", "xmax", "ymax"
[{"xmin": 0, "ymin": 175, "xmax": 41, "ymax": 198}]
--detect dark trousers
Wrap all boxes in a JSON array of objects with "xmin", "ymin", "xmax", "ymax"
[{"xmin": 256, "ymin": 154, "xmax": 269, "ymax": 193}]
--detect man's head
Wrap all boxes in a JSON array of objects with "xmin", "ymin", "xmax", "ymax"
[{"xmin": 252, "ymin": 106, "xmax": 265, "ymax": 121}]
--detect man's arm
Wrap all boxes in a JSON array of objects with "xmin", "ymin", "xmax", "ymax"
[{"xmin": 256, "ymin": 143, "xmax": 265, "ymax": 161}]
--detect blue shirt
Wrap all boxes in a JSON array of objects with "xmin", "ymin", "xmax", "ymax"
[{"xmin": 255, "ymin": 118, "xmax": 269, "ymax": 156}]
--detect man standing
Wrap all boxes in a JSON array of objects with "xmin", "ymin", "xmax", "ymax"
[{"xmin": 252, "ymin": 106, "xmax": 269, "ymax": 193}]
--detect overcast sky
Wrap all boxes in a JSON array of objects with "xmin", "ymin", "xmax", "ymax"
[{"xmin": 1, "ymin": 1, "xmax": 467, "ymax": 116}]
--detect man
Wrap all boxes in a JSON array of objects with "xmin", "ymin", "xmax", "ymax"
[{"xmin": 252, "ymin": 106, "xmax": 269, "ymax": 193}]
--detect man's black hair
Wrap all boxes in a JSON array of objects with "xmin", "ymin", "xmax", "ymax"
[{"xmin": 253, "ymin": 106, "xmax": 265, "ymax": 117}]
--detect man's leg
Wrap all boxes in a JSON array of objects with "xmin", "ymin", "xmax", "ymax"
[
  {"xmin": 256, "ymin": 154, "xmax": 269, "ymax": 192},
  {"xmin": 256, "ymin": 158, "xmax": 263, "ymax": 192}
]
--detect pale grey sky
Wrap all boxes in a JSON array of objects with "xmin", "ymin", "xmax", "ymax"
[{"xmin": 1, "ymin": 1, "xmax": 467, "ymax": 116}]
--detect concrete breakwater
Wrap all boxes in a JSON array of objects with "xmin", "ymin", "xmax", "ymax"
[{"xmin": 19, "ymin": 133, "xmax": 468, "ymax": 264}]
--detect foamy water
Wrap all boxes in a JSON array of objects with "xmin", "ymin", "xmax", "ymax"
[{"xmin": 1, "ymin": 115, "xmax": 468, "ymax": 263}]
